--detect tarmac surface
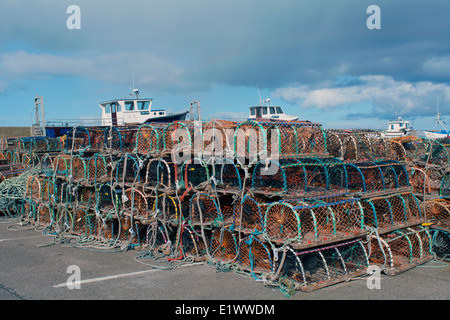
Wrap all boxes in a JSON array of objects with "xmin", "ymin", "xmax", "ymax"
[{"xmin": 1, "ymin": 216, "xmax": 449, "ymax": 303}]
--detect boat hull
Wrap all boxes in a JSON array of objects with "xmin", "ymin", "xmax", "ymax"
[{"xmin": 144, "ymin": 110, "xmax": 189, "ymax": 123}]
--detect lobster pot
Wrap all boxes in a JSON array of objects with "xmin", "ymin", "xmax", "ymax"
[
  {"xmin": 362, "ymin": 193, "xmax": 423, "ymax": 232},
  {"xmin": 71, "ymin": 207, "xmax": 98, "ymax": 236},
  {"xmin": 115, "ymin": 154, "xmax": 140, "ymax": 184},
  {"xmin": 0, "ymin": 139, "xmax": 7, "ymax": 152},
  {"xmin": 414, "ymin": 139, "xmax": 449, "ymax": 166},
  {"xmin": 430, "ymin": 228, "xmax": 450, "ymax": 260},
  {"xmin": 233, "ymin": 120, "xmax": 266, "ymax": 165},
  {"xmin": 86, "ymin": 127, "xmax": 105, "ymax": 150},
  {"xmin": 25, "ymin": 175, "xmax": 41, "ymax": 201},
  {"xmin": 422, "ymin": 199, "xmax": 450, "ymax": 230},
  {"xmin": 149, "ymin": 194, "xmax": 179, "ymax": 221},
  {"xmin": 178, "ymin": 225, "xmax": 208, "ymax": 260},
  {"xmin": 145, "ymin": 158, "xmax": 175, "ymax": 189},
  {"xmin": 87, "ymin": 153, "xmax": 108, "ymax": 184},
  {"xmin": 76, "ymin": 186, "xmax": 95, "ymax": 208},
  {"xmin": 104, "ymin": 126, "xmax": 122, "ymax": 151},
  {"xmin": 145, "ymin": 220, "xmax": 174, "ymax": 252},
  {"xmin": 368, "ymin": 226, "xmax": 433, "ymax": 275},
  {"xmin": 295, "ymin": 125, "xmax": 327, "ymax": 156},
  {"xmin": 136, "ymin": 124, "xmax": 161, "ymax": 154},
  {"xmin": 238, "ymin": 235, "xmax": 273, "ymax": 276},
  {"xmin": 123, "ymin": 188, "xmax": 149, "ymax": 219},
  {"xmin": 65, "ymin": 127, "xmax": 91, "ymax": 151},
  {"xmin": 251, "ymin": 159, "xmax": 294, "ymax": 193},
  {"xmin": 389, "ymin": 140, "xmax": 407, "ymax": 161},
  {"xmin": 210, "ymin": 228, "xmax": 238, "ymax": 262},
  {"xmin": 182, "ymin": 158, "xmax": 210, "ymax": 190},
  {"xmin": 70, "ymin": 155, "xmax": 87, "ymax": 182},
  {"xmin": 102, "ymin": 215, "xmax": 143, "ymax": 244},
  {"xmin": 211, "ymin": 158, "xmax": 243, "ymax": 191},
  {"xmin": 96, "ymin": 184, "xmax": 116, "ymax": 213},
  {"xmin": 53, "ymin": 205, "xmax": 72, "ymax": 232},
  {"xmin": 58, "ymin": 183, "xmax": 76, "ymax": 207},
  {"xmin": 377, "ymin": 161, "xmax": 410, "ymax": 189},
  {"xmin": 233, "ymin": 195, "xmax": 265, "ymax": 232},
  {"xmin": 47, "ymin": 137, "xmax": 62, "ymax": 152},
  {"xmin": 33, "ymin": 138, "xmax": 49, "ymax": 152},
  {"xmin": 188, "ymin": 193, "xmax": 222, "ymax": 227},
  {"xmin": 368, "ymin": 135, "xmax": 390, "ymax": 160},
  {"xmin": 264, "ymin": 122, "xmax": 297, "ymax": 158},
  {"xmin": 41, "ymin": 179, "xmax": 57, "ymax": 203},
  {"xmin": 52, "ymin": 154, "xmax": 70, "ymax": 178},
  {"xmin": 302, "ymin": 195, "xmax": 365, "ymax": 239},
  {"xmin": 440, "ymin": 172, "xmax": 450, "ymax": 198},
  {"xmin": 162, "ymin": 121, "xmax": 194, "ymax": 153},
  {"xmin": 118, "ymin": 127, "xmax": 138, "ymax": 152},
  {"xmin": 264, "ymin": 198, "xmax": 365, "ymax": 248},
  {"xmin": 37, "ymin": 203, "xmax": 53, "ymax": 228},
  {"xmin": 40, "ymin": 154, "xmax": 55, "ymax": 177},
  {"xmin": 325, "ymin": 131, "xmax": 345, "ymax": 159},
  {"xmin": 274, "ymin": 240, "xmax": 369, "ymax": 292},
  {"xmin": 408, "ymin": 167, "xmax": 433, "ymax": 195}
]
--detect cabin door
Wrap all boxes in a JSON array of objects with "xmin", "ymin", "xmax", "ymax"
[
  {"xmin": 111, "ymin": 102, "xmax": 118, "ymax": 126},
  {"xmin": 255, "ymin": 107, "xmax": 262, "ymax": 119}
]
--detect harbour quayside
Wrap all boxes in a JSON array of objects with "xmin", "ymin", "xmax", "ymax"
[{"xmin": 33, "ymin": 89, "xmax": 189, "ymax": 138}]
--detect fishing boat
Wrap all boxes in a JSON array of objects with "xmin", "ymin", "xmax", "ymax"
[
  {"xmin": 421, "ymin": 107, "xmax": 449, "ymax": 139},
  {"xmin": 380, "ymin": 116, "xmax": 413, "ymax": 138},
  {"xmin": 248, "ymin": 98, "xmax": 299, "ymax": 121},
  {"xmin": 99, "ymin": 89, "xmax": 188, "ymax": 126},
  {"xmin": 35, "ymin": 89, "xmax": 189, "ymax": 138}
]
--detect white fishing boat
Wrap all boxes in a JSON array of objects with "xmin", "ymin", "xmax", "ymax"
[
  {"xmin": 421, "ymin": 106, "xmax": 449, "ymax": 139},
  {"xmin": 248, "ymin": 98, "xmax": 299, "ymax": 121},
  {"xmin": 380, "ymin": 116, "xmax": 413, "ymax": 138},
  {"xmin": 99, "ymin": 89, "xmax": 188, "ymax": 126}
]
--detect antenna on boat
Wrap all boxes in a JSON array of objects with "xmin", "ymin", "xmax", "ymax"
[
  {"xmin": 130, "ymin": 74, "xmax": 139, "ymax": 99},
  {"xmin": 433, "ymin": 98, "xmax": 448, "ymax": 133},
  {"xmin": 256, "ymin": 84, "xmax": 262, "ymax": 105}
]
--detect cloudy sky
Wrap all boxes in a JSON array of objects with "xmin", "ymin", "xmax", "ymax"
[{"xmin": 1, "ymin": 0, "xmax": 450, "ymax": 130}]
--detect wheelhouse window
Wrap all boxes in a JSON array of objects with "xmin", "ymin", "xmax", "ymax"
[
  {"xmin": 104, "ymin": 104, "xmax": 111, "ymax": 114},
  {"xmin": 137, "ymin": 101, "xmax": 150, "ymax": 110},
  {"xmin": 269, "ymin": 107, "xmax": 275, "ymax": 114},
  {"xmin": 262, "ymin": 107, "xmax": 267, "ymax": 115},
  {"xmin": 125, "ymin": 101, "xmax": 134, "ymax": 111},
  {"xmin": 276, "ymin": 107, "xmax": 283, "ymax": 114},
  {"xmin": 250, "ymin": 107, "xmax": 255, "ymax": 116}
]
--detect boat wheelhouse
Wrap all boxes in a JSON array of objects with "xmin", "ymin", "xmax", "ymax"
[
  {"xmin": 248, "ymin": 101, "xmax": 299, "ymax": 121},
  {"xmin": 381, "ymin": 117, "xmax": 413, "ymax": 138}
]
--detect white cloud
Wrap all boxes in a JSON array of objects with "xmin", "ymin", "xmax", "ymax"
[
  {"xmin": 272, "ymin": 75, "xmax": 450, "ymax": 117},
  {"xmin": 0, "ymin": 51, "xmax": 184, "ymax": 90}
]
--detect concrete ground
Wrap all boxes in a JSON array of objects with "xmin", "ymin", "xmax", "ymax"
[{"xmin": 0, "ymin": 216, "xmax": 448, "ymax": 303}]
